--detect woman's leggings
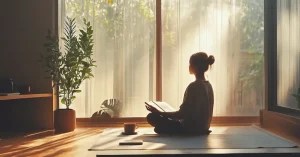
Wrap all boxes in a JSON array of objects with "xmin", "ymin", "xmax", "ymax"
[{"xmin": 146, "ymin": 112, "xmax": 184, "ymax": 134}]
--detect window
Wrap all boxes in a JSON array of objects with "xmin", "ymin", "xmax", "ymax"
[
  {"xmin": 60, "ymin": 0, "xmax": 264, "ymax": 118},
  {"xmin": 161, "ymin": 0, "xmax": 264, "ymax": 116},
  {"xmin": 277, "ymin": 0, "xmax": 300, "ymax": 110}
]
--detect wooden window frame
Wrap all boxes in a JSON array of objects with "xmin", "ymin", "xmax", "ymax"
[{"xmin": 156, "ymin": 0, "xmax": 162, "ymax": 101}]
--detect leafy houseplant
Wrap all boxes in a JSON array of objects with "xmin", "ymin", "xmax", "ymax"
[
  {"xmin": 91, "ymin": 99, "xmax": 122, "ymax": 119},
  {"xmin": 41, "ymin": 17, "xmax": 95, "ymax": 132},
  {"xmin": 100, "ymin": 99, "xmax": 122, "ymax": 117},
  {"xmin": 291, "ymin": 86, "xmax": 300, "ymax": 109}
]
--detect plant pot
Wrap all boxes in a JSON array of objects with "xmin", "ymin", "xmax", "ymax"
[{"xmin": 54, "ymin": 109, "xmax": 76, "ymax": 133}]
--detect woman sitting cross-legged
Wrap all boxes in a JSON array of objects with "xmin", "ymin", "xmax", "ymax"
[{"xmin": 146, "ymin": 52, "xmax": 215, "ymax": 135}]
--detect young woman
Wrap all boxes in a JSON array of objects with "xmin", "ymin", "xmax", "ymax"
[{"xmin": 146, "ymin": 52, "xmax": 215, "ymax": 134}]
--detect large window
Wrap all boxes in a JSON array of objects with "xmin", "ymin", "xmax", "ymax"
[
  {"xmin": 277, "ymin": 0, "xmax": 300, "ymax": 110},
  {"xmin": 161, "ymin": 0, "xmax": 264, "ymax": 116},
  {"xmin": 60, "ymin": 0, "xmax": 264, "ymax": 118}
]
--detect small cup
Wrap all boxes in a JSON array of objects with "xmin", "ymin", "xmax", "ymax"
[{"xmin": 124, "ymin": 123, "xmax": 139, "ymax": 134}]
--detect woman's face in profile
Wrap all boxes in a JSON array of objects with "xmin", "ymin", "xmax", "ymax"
[{"xmin": 189, "ymin": 65, "xmax": 194, "ymax": 74}]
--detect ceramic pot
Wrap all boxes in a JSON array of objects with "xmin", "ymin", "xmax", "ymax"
[{"xmin": 54, "ymin": 109, "xmax": 76, "ymax": 133}]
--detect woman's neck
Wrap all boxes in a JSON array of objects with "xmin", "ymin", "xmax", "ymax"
[{"xmin": 195, "ymin": 73, "xmax": 206, "ymax": 81}]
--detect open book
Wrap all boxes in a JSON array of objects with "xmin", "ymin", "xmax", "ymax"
[{"xmin": 145, "ymin": 101, "xmax": 176, "ymax": 112}]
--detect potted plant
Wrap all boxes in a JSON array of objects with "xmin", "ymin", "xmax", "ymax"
[
  {"xmin": 291, "ymin": 86, "xmax": 300, "ymax": 109},
  {"xmin": 91, "ymin": 99, "xmax": 122, "ymax": 119},
  {"xmin": 41, "ymin": 17, "xmax": 95, "ymax": 132}
]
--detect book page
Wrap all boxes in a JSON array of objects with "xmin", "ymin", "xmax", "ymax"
[
  {"xmin": 152, "ymin": 101, "xmax": 176, "ymax": 112},
  {"xmin": 145, "ymin": 101, "xmax": 165, "ymax": 112}
]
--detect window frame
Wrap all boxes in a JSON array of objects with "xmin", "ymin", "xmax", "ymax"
[
  {"xmin": 55, "ymin": 0, "xmax": 273, "ymax": 123},
  {"xmin": 156, "ymin": 0, "xmax": 162, "ymax": 101},
  {"xmin": 265, "ymin": 0, "xmax": 300, "ymax": 116}
]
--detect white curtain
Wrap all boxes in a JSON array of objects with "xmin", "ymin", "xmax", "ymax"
[
  {"xmin": 161, "ymin": 0, "xmax": 264, "ymax": 116},
  {"xmin": 60, "ymin": 0, "xmax": 156, "ymax": 117},
  {"xmin": 60, "ymin": 0, "xmax": 264, "ymax": 117},
  {"xmin": 277, "ymin": 0, "xmax": 300, "ymax": 109}
]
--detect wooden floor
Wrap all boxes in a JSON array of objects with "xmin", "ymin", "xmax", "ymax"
[
  {"xmin": 0, "ymin": 128, "xmax": 104, "ymax": 157},
  {"xmin": 0, "ymin": 126, "xmax": 299, "ymax": 157}
]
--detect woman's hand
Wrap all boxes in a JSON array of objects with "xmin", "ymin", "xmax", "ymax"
[{"xmin": 145, "ymin": 104, "xmax": 160, "ymax": 113}]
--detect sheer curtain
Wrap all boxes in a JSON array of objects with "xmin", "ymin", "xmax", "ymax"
[
  {"xmin": 277, "ymin": 0, "xmax": 300, "ymax": 110},
  {"xmin": 60, "ymin": 0, "xmax": 156, "ymax": 117},
  {"xmin": 161, "ymin": 0, "xmax": 264, "ymax": 116},
  {"xmin": 60, "ymin": 0, "xmax": 264, "ymax": 117}
]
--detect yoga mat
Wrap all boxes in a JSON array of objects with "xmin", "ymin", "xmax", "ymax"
[{"xmin": 89, "ymin": 126, "xmax": 297, "ymax": 150}]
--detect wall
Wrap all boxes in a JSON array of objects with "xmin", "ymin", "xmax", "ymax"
[
  {"xmin": 0, "ymin": 0, "xmax": 57, "ymax": 93},
  {"xmin": 0, "ymin": 0, "xmax": 58, "ymax": 131}
]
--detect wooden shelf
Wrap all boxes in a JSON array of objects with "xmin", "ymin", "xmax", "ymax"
[{"xmin": 0, "ymin": 94, "xmax": 52, "ymax": 101}]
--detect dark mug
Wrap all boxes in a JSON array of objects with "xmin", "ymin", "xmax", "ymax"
[{"xmin": 124, "ymin": 123, "xmax": 139, "ymax": 134}]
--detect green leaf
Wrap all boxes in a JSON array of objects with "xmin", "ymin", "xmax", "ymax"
[
  {"xmin": 61, "ymin": 98, "xmax": 66, "ymax": 104},
  {"xmin": 74, "ymin": 90, "xmax": 81, "ymax": 93},
  {"xmin": 80, "ymin": 30, "xmax": 86, "ymax": 35},
  {"xmin": 88, "ymin": 73, "xmax": 94, "ymax": 77}
]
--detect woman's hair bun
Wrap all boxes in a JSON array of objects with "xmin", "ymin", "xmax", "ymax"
[{"xmin": 207, "ymin": 55, "xmax": 215, "ymax": 65}]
